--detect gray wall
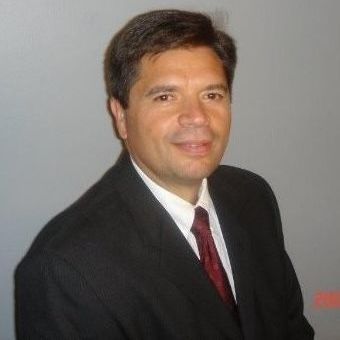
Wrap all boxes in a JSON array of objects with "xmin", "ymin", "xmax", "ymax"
[{"xmin": 1, "ymin": 1, "xmax": 339, "ymax": 339}]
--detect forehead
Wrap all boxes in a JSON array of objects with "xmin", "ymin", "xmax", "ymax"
[{"xmin": 135, "ymin": 46, "xmax": 227, "ymax": 84}]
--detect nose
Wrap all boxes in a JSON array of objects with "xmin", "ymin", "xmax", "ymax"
[{"xmin": 178, "ymin": 98, "xmax": 209, "ymax": 127}]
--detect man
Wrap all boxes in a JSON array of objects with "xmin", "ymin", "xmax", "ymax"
[{"xmin": 15, "ymin": 9, "xmax": 314, "ymax": 339}]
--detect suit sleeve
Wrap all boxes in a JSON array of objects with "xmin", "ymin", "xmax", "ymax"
[
  {"xmin": 15, "ymin": 252, "xmax": 127, "ymax": 340},
  {"xmin": 261, "ymin": 177, "xmax": 315, "ymax": 339},
  {"xmin": 283, "ymin": 251, "xmax": 315, "ymax": 339}
]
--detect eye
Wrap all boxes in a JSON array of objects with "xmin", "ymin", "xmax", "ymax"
[
  {"xmin": 204, "ymin": 92, "xmax": 225, "ymax": 101},
  {"xmin": 153, "ymin": 93, "xmax": 175, "ymax": 103}
]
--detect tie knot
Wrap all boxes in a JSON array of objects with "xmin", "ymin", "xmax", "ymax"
[{"xmin": 191, "ymin": 206, "xmax": 210, "ymax": 235}]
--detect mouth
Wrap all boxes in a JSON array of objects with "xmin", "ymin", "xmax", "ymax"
[{"xmin": 173, "ymin": 140, "xmax": 212, "ymax": 156}]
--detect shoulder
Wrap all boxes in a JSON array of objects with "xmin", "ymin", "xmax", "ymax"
[
  {"xmin": 209, "ymin": 164, "xmax": 277, "ymax": 205},
  {"xmin": 209, "ymin": 165, "xmax": 282, "ymax": 234},
  {"xmin": 209, "ymin": 164, "xmax": 284, "ymax": 245},
  {"xmin": 22, "ymin": 163, "xmax": 131, "ymax": 262}
]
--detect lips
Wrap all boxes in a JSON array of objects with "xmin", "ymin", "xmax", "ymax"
[{"xmin": 173, "ymin": 140, "xmax": 212, "ymax": 156}]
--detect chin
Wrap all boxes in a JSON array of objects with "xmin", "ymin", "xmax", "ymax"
[{"xmin": 178, "ymin": 160, "xmax": 218, "ymax": 181}]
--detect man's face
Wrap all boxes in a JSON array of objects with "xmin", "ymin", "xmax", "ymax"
[{"xmin": 111, "ymin": 46, "xmax": 231, "ymax": 201}]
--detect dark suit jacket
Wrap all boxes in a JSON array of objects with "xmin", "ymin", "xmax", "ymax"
[{"xmin": 15, "ymin": 152, "xmax": 314, "ymax": 339}]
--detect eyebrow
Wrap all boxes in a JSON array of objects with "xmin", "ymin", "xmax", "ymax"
[
  {"xmin": 145, "ymin": 85, "xmax": 178, "ymax": 97},
  {"xmin": 204, "ymin": 84, "xmax": 229, "ymax": 93},
  {"xmin": 145, "ymin": 83, "xmax": 228, "ymax": 97}
]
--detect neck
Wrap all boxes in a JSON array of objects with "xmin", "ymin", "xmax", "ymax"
[
  {"xmin": 130, "ymin": 156, "xmax": 202, "ymax": 205},
  {"xmin": 145, "ymin": 173, "xmax": 202, "ymax": 205},
  {"xmin": 166, "ymin": 182, "xmax": 201, "ymax": 205}
]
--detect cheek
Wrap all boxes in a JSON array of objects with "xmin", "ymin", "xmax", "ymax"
[
  {"xmin": 127, "ymin": 116, "xmax": 164, "ymax": 151},
  {"xmin": 211, "ymin": 111, "xmax": 230, "ymax": 134},
  {"xmin": 146, "ymin": 114, "xmax": 177, "ymax": 139}
]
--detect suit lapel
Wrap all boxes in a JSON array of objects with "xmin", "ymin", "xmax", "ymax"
[
  {"xmin": 158, "ymin": 211, "xmax": 244, "ymax": 339},
  {"xmin": 113, "ymin": 153, "xmax": 243, "ymax": 339},
  {"xmin": 210, "ymin": 176, "xmax": 256, "ymax": 340}
]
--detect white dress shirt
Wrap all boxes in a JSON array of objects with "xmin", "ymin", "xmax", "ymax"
[{"xmin": 131, "ymin": 158, "xmax": 236, "ymax": 299}]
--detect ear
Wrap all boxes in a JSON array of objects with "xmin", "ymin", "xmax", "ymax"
[{"xmin": 110, "ymin": 98, "xmax": 127, "ymax": 140}]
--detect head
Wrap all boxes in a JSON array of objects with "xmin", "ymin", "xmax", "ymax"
[
  {"xmin": 104, "ymin": 9, "xmax": 237, "ymax": 203},
  {"xmin": 104, "ymin": 9, "xmax": 237, "ymax": 110}
]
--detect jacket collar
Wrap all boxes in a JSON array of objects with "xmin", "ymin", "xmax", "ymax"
[
  {"xmin": 111, "ymin": 151, "xmax": 254, "ymax": 339},
  {"xmin": 209, "ymin": 171, "xmax": 256, "ymax": 340}
]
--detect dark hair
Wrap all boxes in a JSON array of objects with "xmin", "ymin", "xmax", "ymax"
[{"xmin": 104, "ymin": 9, "xmax": 237, "ymax": 109}]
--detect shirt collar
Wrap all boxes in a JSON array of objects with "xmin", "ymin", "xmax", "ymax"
[{"xmin": 131, "ymin": 156, "xmax": 212, "ymax": 238}]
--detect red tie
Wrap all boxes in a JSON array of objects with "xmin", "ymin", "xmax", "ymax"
[{"xmin": 191, "ymin": 206, "xmax": 236, "ymax": 308}]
